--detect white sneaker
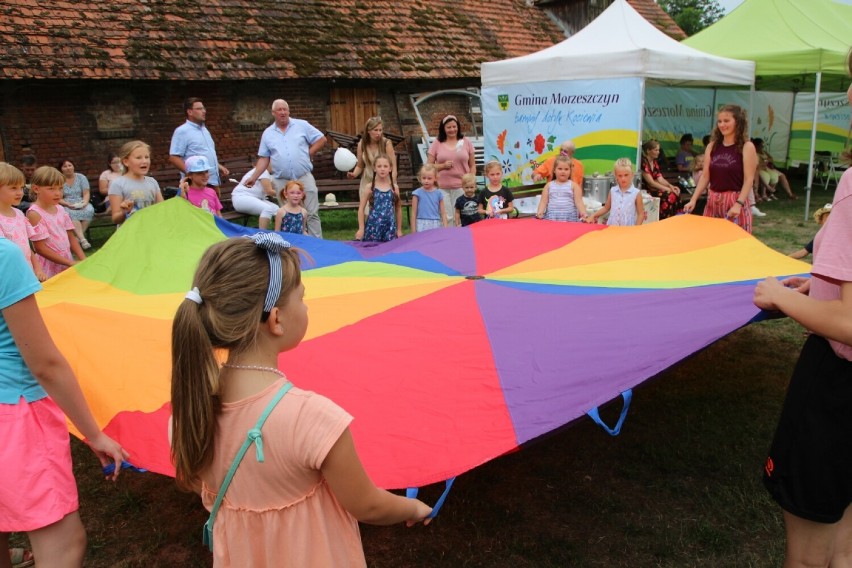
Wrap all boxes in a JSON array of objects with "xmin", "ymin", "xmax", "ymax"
[{"xmin": 751, "ymin": 206, "xmax": 766, "ymax": 217}]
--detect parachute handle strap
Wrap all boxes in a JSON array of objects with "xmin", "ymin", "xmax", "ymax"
[
  {"xmin": 586, "ymin": 389, "xmax": 633, "ymax": 436},
  {"xmin": 406, "ymin": 477, "xmax": 456, "ymax": 519}
]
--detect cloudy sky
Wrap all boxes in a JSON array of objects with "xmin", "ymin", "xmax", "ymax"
[
  {"xmin": 718, "ymin": 0, "xmax": 852, "ymax": 13},
  {"xmin": 716, "ymin": 0, "xmax": 743, "ymax": 12}
]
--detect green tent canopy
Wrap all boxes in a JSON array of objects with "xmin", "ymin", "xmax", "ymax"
[
  {"xmin": 683, "ymin": 0, "xmax": 852, "ymax": 217},
  {"xmin": 684, "ymin": 0, "xmax": 851, "ymax": 78}
]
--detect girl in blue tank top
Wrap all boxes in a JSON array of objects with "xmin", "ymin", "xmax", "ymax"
[{"xmin": 274, "ymin": 180, "xmax": 308, "ymax": 235}]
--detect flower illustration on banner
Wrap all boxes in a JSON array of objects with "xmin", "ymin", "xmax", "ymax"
[
  {"xmin": 546, "ymin": 135, "xmax": 557, "ymax": 153},
  {"xmin": 497, "ymin": 130, "xmax": 507, "ymax": 154},
  {"xmin": 502, "ymin": 159, "xmax": 512, "ymax": 174},
  {"xmin": 768, "ymin": 105, "xmax": 775, "ymax": 131},
  {"xmin": 534, "ymin": 134, "xmax": 546, "ymax": 154}
]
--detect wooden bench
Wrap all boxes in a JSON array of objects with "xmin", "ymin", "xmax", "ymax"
[
  {"xmin": 147, "ymin": 155, "xmax": 256, "ymax": 224},
  {"xmin": 83, "ymin": 155, "xmax": 257, "ymax": 241},
  {"xmin": 326, "ymin": 130, "xmax": 406, "ymax": 152},
  {"xmin": 511, "ymin": 182, "xmax": 546, "ymax": 198},
  {"xmin": 316, "ymin": 176, "xmax": 415, "ymax": 213},
  {"xmin": 507, "ymin": 182, "xmax": 545, "ymax": 217},
  {"xmin": 324, "ymin": 130, "xmax": 414, "ymax": 182}
]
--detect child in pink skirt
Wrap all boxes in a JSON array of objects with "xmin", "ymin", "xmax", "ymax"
[
  {"xmin": 0, "ymin": 234, "xmax": 126, "ymax": 567},
  {"xmin": 26, "ymin": 166, "xmax": 86, "ymax": 279}
]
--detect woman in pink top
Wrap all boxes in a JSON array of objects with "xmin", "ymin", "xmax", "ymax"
[
  {"xmin": 428, "ymin": 115, "xmax": 476, "ymax": 227},
  {"xmin": 752, "ymin": 59, "xmax": 852, "ymax": 568},
  {"xmin": 170, "ymin": 235, "xmax": 431, "ymax": 568}
]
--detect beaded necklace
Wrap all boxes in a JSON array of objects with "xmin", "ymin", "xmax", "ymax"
[{"xmin": 221, "ymin": 363, "xmax": 285, "ymax": 379}]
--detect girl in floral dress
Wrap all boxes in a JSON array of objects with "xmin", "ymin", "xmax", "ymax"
[
  {"xmin": 58, "ymin": 159, "xmax": 95, "ymax": 250},
  {"xmin": 356, "ymin": 156, "xmax": 401, "ymax": 242},
  {"xmin": 641, "ymin": 140, "xmax": 682, "ymax": 220}
]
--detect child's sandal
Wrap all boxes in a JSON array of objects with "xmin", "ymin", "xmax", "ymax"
[
  {"xmin": 80, "ymin": 237, "xmax": 92, "ymax": 250},
  {"xmin": 9, "ymin": 548, "xmax": 35, "ymax": 568}
]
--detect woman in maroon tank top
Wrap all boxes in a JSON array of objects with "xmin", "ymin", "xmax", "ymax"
[{"xmin": 684, "ymin": 104, "xmax": 757, "ymax": 233}]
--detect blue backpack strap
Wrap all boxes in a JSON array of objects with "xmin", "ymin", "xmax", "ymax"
[
  {"xmin": 203, "ymin": 381, "xmax": 293, "ymax": 552},
  {"xmin": 586, "ymin": 389, "xmax": 633, "ymax": 437}
]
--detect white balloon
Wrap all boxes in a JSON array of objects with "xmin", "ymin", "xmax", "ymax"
[{"xmin": 334, "ymin": 148, "xmax": 358, "ymax": 172}]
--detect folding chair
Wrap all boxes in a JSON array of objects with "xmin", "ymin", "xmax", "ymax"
[{"xmin": 822, "ymin": 152, "xmax": 848, "ymax": 190}]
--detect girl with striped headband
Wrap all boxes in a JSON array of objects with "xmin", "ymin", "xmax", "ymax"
[{"xmin": 171, "ymin": 233, "xmax": 431, "ymax": 567}]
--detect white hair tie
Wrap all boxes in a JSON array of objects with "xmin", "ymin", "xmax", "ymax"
[{"xmin": 185, "ymin": 287, "xmax": 203, "ymax": 305}]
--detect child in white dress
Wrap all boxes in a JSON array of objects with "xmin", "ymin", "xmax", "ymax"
[{"xmin": 587, "ymin": 158, "xmax": 645, "ymax": 226}]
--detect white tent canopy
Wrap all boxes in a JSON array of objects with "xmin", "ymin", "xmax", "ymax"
[{"xmin": 481, "ymin": 0, "xmax": 755, "ymax": 88}]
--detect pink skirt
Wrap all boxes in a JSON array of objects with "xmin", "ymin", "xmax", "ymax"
[
  {"xmin": 703, "ymin": 190, "xmax": 752, "ymax": 234},
  {"xmin": 0, "ymin": 396, "xmax": 78, "ymax": 531}
]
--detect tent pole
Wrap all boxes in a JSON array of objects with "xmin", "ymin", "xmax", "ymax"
[
  {"xmin": 804, "ymin": 72, "xmax": 822, "ymax": 220},
  {"xmin": 748, "ymin": 84, "xmax": 755, "ymax": 138},
  {"xmin": 637, "ymin": 78, "xmax": 646, "ymax": 170}
]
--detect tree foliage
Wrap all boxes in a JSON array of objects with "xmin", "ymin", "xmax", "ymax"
[{"xmin": 658, "ymin": 0, "xmax": 725, "ymax": 36}]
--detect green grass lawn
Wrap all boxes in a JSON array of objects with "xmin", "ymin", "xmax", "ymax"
[
  {"xmin": 86, "ymin": 208, "xmax": 401, "ymax": 247},
  {"xmin": 11, "ymin": 176, "xmax": 833, "ymax": 566}
]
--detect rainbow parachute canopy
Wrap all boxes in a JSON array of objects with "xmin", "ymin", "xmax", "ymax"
[{"xmin": 38, "ymin": 199, "xmax": 807, "ymax": 488}]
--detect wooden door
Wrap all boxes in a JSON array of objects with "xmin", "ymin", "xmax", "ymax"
[{"xmin": 329, "ymin": 88, "xmax": 379, "ymax": 136}]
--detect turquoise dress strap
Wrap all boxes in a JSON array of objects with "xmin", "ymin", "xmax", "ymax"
[{"xmin": 203, "ymin": 381, "xmax": 294, "ymax": 552}]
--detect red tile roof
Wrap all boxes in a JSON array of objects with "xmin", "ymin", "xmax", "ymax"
[
  {"xmin": 627, "ymin": 0, "xmax": 687, "ymax": 40},
  {"xmin": 0, "ymin": 0, "xmax": 566, "ymax": 80}
]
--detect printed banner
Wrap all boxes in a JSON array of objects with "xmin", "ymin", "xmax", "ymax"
[
  {"xmin": 789, "ymin": 92, "xmax": 851, "ymax": 164},
  {"xmin": 483, "ymin": 78, "xmax": 642, "ymax": 187},
  {"xmin": 643, "ymin": 89, "xmax": 794, "ymax": 166},
  {"xmin": 715, "ymin": 91, "xmax": 794, "ymax": 166},
  {"xmin": 643, "ymin": 87, "xmax": 715, "ymax": 158}
]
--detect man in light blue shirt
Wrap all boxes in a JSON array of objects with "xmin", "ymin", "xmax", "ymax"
[
  {"xmin": 246, "ymin": 99, "xmax": 326, "ymax": 238},
  {"xmin": 169, "ymin": 97, "xmax": 229, "ymax": 187}
]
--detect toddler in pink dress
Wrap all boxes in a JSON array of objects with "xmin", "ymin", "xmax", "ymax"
[
  {"xmin": 0, "ymin": 207, "xmax": 46, "ymax": 280},
  {"xmin": 26, "ymin": 166, "xmax": 86, "ymax": 278},
  {"xmin": 0, "ymin": 163, "xmax": 46, "ymax": 280}
]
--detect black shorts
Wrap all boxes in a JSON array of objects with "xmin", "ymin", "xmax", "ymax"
[{"xmin": 763, "ymin": 334, "xmax": 852, "ymax": 523}]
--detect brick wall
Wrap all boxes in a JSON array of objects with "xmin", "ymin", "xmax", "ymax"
[{"xmin": 0, "ymin": 78, "xmax": 478, "ymax": 181}]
